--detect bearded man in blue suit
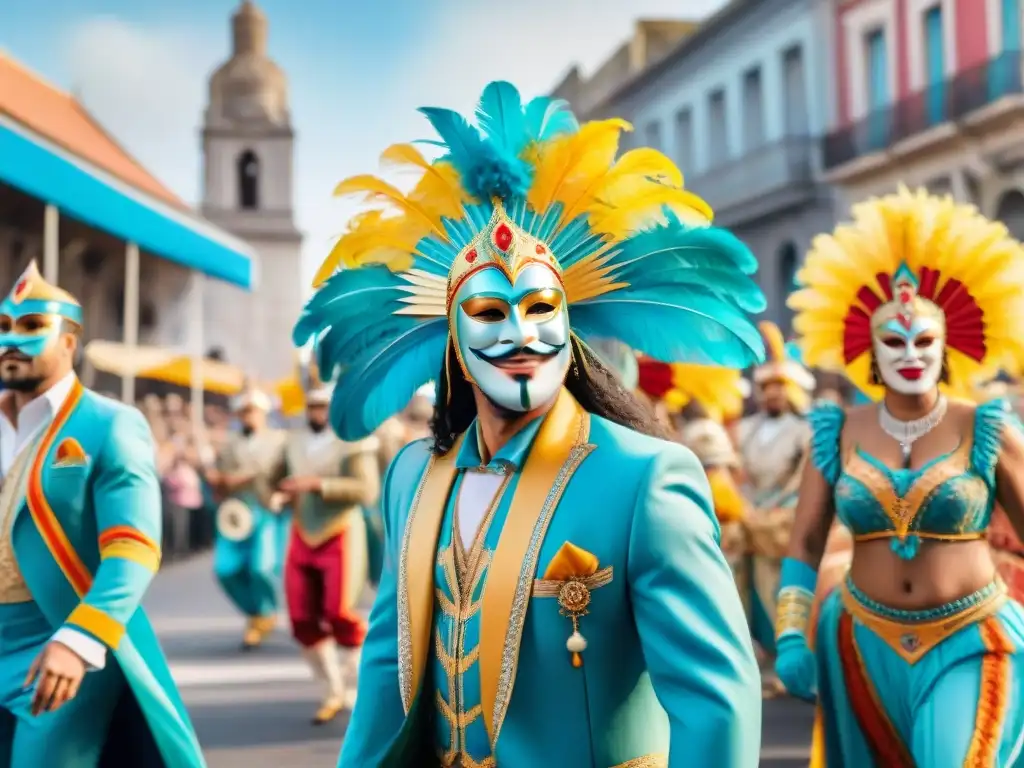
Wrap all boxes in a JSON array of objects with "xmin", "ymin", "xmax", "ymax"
[
  {"xmin": 0, "ymin": 261, "xmax": 204, "ymax": 767},
  {"xmin": 297, "ymin": 83, "xmax": 764, "ymax": 767}
]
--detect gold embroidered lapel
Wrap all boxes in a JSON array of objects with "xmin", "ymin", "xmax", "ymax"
[
  {"xmin": 398, "ymin": 434, "xmax": 464, "ymax": 713},
  {"xmin": 479, "ymin": 389, "xmax": 594, "ymax": 746}
]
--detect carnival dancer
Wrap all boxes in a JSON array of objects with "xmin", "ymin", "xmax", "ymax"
[
  {"xmin": 296, "ymin": 82, "xmax": 765, "ymax": 767},
  {"xmin": 736, "ymin": 321, "xmax": 814, "ymax": 692},
  {"xmin": 777, "ymin": 187, "xmax": 1024, "ymax": 766},
  {"xmin": 279, "ymin": 371, "xmax": 379, "ymax": 724},
  {"xmin": 205, "ymin": 384, "xmax": 287, "ymax": 650},
  {"xmin": 0, "ymin": 262, "xmax": 204, "ymax": 766}
]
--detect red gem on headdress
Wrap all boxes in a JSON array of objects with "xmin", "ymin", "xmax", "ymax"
[
  {"xmin": 465, "ymin": 248, "xmax": 477, "ymax": 263},
  {"xmin": 898, "ymin": 288, "xmax": 912, "ymax": 304},
  {"xmin": 12, "ymin": 279, "xmax": 27, "ymax": 300},
  {"xmin": 493, "ymin": 223, "xmax": 513, "ymax": 251},
  {"xmin": 535, "ymin": 243, "xmax": 546, "ymax": 254}
]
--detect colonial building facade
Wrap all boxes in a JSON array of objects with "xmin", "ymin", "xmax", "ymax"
[
  {"xmin": 554, "ymin": 1, "xmax": 837, "ymax": 331},
  {"xmin": 824, "ymin": 0, "xmax": 1024, "ymax": 239}
]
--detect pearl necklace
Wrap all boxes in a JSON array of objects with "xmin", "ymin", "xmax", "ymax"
[{"xmin": 878, "ymin": 395, "xmax": 948, "ymax": 465}]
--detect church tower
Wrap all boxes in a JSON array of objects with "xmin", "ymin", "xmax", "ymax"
[{"xmin": 200, "ymin": 0, "xmax": 302, "ymax": 381}]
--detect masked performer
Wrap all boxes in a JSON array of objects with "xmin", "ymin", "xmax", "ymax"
[
  {"xmin": 205, "ymin": 385, "xmax": 287, "ymax": 649},
  {"xmin": 777, "ymin": 187, "xmax": 1024, "ymax": 767},
  {"xmin": 0, "ymin": 262, "xmax": 204, "ymax": 766},
  {"xmin": 280, "ymin": 372, "xmax": 379, "ymax": 724},
  {"xmin": 736, "ymin": 321, "xmax": 814, "ymax": 690},
  {"xmin": 296, "ymin": 82, "xmax": 765, "ymax": 767}
]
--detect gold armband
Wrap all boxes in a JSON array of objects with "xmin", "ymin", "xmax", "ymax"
[{"xmin": 775, "ymin": 586, "xmax": 814, "ymax": 641}]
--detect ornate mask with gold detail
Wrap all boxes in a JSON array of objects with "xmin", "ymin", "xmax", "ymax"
[
  {"xmin": 869, "ymin": 264, "xmax": 946, "ymax": 396},
  {"xmin": 448, "ymin": 204, "xmax": 570, "ymax": 412}
]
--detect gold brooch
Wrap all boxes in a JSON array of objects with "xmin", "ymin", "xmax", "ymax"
[{"xmin": 533, "ymin": 541, "xmax": 613, "ymax": 668}]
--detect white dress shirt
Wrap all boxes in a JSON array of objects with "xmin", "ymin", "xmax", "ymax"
[{"xmin": 0, "ymin": 372, "xmax": 107, "ymax": 669}]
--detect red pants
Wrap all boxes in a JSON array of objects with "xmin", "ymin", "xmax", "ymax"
[{"xmin": 284, "ymin": 528, "xmax": 367, "ymax": 648}]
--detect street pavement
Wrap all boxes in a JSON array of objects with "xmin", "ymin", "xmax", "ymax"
[{"xmin": 147, "ymin": 553, "xmax": 815, "ymax": 767}]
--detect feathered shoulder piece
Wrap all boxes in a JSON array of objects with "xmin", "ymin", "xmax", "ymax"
[
  {"xmin": 790, "ymin": 186, "xmax": 1024, "ymax": 399},
  {"xmin": 295, "ymin": 81, "xmax": 766, "ymax": 439}
]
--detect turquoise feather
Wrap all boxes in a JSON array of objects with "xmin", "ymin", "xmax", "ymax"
[
  {"xmin": 524, "ymin": 96, "xmax": 578, "ymax": 141},
  {"xmin": 476, "ymin": 81, "xmax": 528, "ymax": 156},
  {"xmin": 571, "ymin": 285, "xmax": 765, "ymax": 369},
  {"xmin": 327, "ymin": 321, "xmax": 448, "ymax": 440}
]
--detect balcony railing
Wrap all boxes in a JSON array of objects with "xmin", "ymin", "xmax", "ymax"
[
  {"xmin": 823, "ymin": 50, "xmax": 1024, "ymax": 171},
  {"xmin": 688, "ymin": 135, "xmax": 815, "ymax": 214}
]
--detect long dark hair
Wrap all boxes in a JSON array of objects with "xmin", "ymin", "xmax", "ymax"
[{"xmin": 429, "ymin": 336, "xmax": 670, "ymax": 454}]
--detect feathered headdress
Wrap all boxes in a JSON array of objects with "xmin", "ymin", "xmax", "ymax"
[
  {"xmin": 295, "ymin": 81, "xmax": 766, "ymax": 439},
  {"xmin": 790, "ymin": 186, "xmax": 1024, "ymax": 399},
  {"xmin": 753, "ymin": 321, "xmax": 815, "ymax": 411},
  {"xmin": 637, "ymin": 357, "xmax": 746, "ymax": 423}
]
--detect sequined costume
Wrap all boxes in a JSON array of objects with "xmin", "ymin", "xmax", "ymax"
[
  {"xmin": 296, "ymin": 83, "xmax": 764, "ymax": 767},
  {"xmin": 779, "ymin": 188, "xmax": 1024, "ymax": 766},
  {"xmin": 0, "ymin": 263, "xmax": 204, "ymax": 767}
]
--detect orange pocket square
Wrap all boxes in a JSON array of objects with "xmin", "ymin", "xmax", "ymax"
[
  {"xmin": 534, "ymin": 542, "xmax": 613, "ymax": 669},
  {"xmin": 54, "ymin": 437, "xmax": 88, "ymax": 466}
]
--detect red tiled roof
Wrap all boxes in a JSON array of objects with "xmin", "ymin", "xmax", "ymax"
[{"xmin": 0, "ymin": 50, "xmax": 186, "ymax": 210}]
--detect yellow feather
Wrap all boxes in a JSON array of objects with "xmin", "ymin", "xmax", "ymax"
[
  {"xmin": 380, "ymin": 145, "xmax": 467, "ymax": 219},
  {"xmin": 526, "ymin": 119, "xmax": 632, "ymax": 217},
  {"xmin": 587, "ymin": 183, "xmax": 712, "ymax": 239},
  {"xmin": 559, "ymin": 147, "xmax": 686, "ymax": 224},
  {"xmin": 333, "ymin": 174, "xmax": 445, "ymax": 237},
  {"xmin": 759, "ymin": 322, "xmax": 787, "ymax": 363}
]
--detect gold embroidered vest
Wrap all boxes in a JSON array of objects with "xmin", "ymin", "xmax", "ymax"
[
  {"xmin": 432, "ymin": 469, "xmax": 513, "ymax": 768},
  {"xmin": 0, "ymin": 434, "xmax": 44, "ymax": 603}
]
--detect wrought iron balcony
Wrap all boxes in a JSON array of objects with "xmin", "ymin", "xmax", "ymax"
[{"xmin": 823, "ymin": 50, "xmax": 1024, "ymax": 171}]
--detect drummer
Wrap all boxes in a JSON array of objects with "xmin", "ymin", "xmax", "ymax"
[{"xmin": 204, "ymin": 383, "xmax": 288, "ymax": 650}]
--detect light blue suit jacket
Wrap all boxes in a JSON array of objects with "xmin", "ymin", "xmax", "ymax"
[
  {"xmin": 339, "ymin": 389, "xmax": 761, "ymax": 767},
  {"xmin": 11, "ymin": 379, "xmax": 204, "ymax": 768}
]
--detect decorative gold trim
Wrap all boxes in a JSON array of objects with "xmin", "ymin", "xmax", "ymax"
[
  {"xmin": 532, "ymin": 565, "xmax": 613, "ymax": 597},
  {"xmin": 398, "ymin": 437, "xmax": 463, "ymax": 713},
  {"xmin": 842, "ymin": 441, "xmax": 970, "ymax": 539},
  {"xmin": 480, "ymin": 389, "xmax": 594, "ymax": 745},
  {"xmin": 609, "ymin": 755, "xmax": 668, "ymax": 768},
  {"xmin": 839, "ymin": 579, "xmax": 1007, "ymax": 664}
]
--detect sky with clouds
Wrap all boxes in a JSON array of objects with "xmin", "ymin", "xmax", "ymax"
[{"xmin": 3, "ymin": 0, "xmax": 726, "ymax": 288}]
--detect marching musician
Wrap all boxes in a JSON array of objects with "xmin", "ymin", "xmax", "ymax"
[
  {"xmin": 205, "ymin": 384, "xmax": 288, "ymax": 650},
  {"xmin": 279, "ymin": 372, "xmax": 380, "ymax": 724}
]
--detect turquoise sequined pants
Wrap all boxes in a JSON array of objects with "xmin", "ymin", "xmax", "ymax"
[{"xmin": 816, "ymin": 578, "xmax": 1024, "ymax": 767}]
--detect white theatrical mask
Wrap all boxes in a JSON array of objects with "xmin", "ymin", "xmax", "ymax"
[{"xmin": 872, "ymin": 315, "xmax": 945, "ymax": 395}]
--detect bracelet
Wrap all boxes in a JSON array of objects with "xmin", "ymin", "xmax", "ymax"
[{"xmin": 775, "ymin": 586, "xmax": 814, "ymax": 641}]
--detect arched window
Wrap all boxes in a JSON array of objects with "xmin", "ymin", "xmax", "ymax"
[
  {"xmin": 237, "ymin": 150, "xmax": 260, "ymax": 210},
  {"xmin": 996, "ymin": 190, "xmax": 1024, "ymax": 241},
  {"xmin": 777, "ymin": 241, "xmax": 799, "ymax": 332}
]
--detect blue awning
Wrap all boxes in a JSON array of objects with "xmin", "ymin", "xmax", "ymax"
[{"xmin": 0, "ymin": 115, "xmax": 255, "ymax": 290}]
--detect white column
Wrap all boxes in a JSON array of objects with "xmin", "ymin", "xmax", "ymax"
[
  {"xmin": 121, "ymin": 242, "xmax": 140, "ymax": 404},
  {"xmin": 188, "ymin": 271, "xmax": 206, "ymax": 439},
  {"xmin": 43, "ymin": 204, "xmax": 59, "ymax": 283},
  {"xmin": 950, "ymin": 168, "xmax": 969, "ymax": 203}
]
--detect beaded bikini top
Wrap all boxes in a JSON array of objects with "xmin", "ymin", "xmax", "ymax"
[{"xmin": 810, "ymin": 399, "xmax": 1012, "ymax": 560}]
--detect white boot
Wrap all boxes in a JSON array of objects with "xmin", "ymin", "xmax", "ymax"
[
  {"xmin": 303, "ymin": 638, "xmax": 346, "ymax": 724},
  {"xmin": 340, "ymin": 646, "xmax": 361, "ymax": 709}
]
